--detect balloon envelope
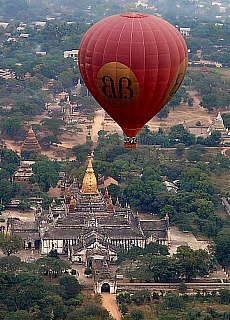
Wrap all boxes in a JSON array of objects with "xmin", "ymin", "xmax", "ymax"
[{"xmin": 78, "ymin": 12, "xmax": 188, "ymax": 144}]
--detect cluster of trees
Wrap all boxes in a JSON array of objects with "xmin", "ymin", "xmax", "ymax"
[
  {"xmin": 0, "ymin": 0, "xmax": 122, "ymax": 22},
  {"xmin": 0, "ymin": 234, "xmax": 24, "ymax": 256},
  {"xmin": 187, "ymin": 70, "xmax": 229, "ymax": 111},
  {"xmin": 0, "ymin": 148, "xmax": 20, "ymax": 180},
  {"xmin": 214, "ymin": 230, "xmax": 230, "ymax": 267},
  {"xmin": 0, "ymin": 15, "xmax": 104, "ymax": 141},
  {"xmin": 0, "ymin": 148, "xmax": 20, "ymax": 203},
  {"xmin": 123, "ymin": 245, "xmax": 214, "ymax": 283},
  {"xmin": 122, "ymin": 165, "xmax": 223, "ymax": 238},
  {"xmin": 118, "ymin": 243, "xmax": 169, "ymax": 264},
  {"xmin": 0, "ymin": 264, "xmax": 83, "ymax": 320},
  {"xmin": 116, "ymin": 288, "xmax": 230, "ymax": 320},
  {"xmin": 222, "ymin": 113, "xmax": 230, "ymax": 129},
  {"xmin": 138, "ymin": 125, "xmax": 222, "ymax": 147},
  {"xmin": 72, "ymin": 139, "xmax": 93, "ymax": 166},
  {"xmin": 157, "ymin": 1, "xmax": 229, "ymax": 72},
  {"xmin": 29, "ymin": 157, "xmax": 60, "ymax": 193},
  {"xmin": 0, "ymin": 148, "xmax": 61, "ymax": 205},
  {"xmin": 0, "ymin": 248, "xmax": 110, "ymax": 320},
  {"xmin": 92, "ymin": 132, "xmax": 229, "ymax": 238}
]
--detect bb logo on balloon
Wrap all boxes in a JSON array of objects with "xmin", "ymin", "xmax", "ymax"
[
  {"xmin": 96, "ymin": 62, "xmax": 140, "ymax": 107},
  {"xmin": 101, "ymin": 76, "xmax": 134, "ymax": 100}
]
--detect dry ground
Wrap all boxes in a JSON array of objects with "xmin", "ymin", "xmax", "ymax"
[{"xmin": 3, "ymin": 91, "xmax": 226, "ymax": 159}]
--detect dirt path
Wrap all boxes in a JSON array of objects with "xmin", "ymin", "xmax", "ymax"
[
  {"xmin": 91, "ymin": 109, "xmax": 105, "ymax": 148},
  {"xmin": 101, "ymin": 293, "xmax": 121, "ymax": 320}
]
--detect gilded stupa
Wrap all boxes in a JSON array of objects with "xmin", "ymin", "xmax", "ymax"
[
  {"xmin": 81, "ymin": 156, "xmax": 98, "ymax": 194},
  {"xmin": 21, "ymin": 127, "xmax": 41, "ymax": 153}
]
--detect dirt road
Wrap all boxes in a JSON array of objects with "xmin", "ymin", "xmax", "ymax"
[
  {"xmin": 101, "ymin": 293, "xmax": 121, "ymax": 320},
  {"xmin": 91, "ymin": 109, "xmax": 105, "ymax": 147}
]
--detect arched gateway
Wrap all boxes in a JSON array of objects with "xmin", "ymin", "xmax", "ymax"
[
  {"xmin": 101, "ymin": 283, "xmax": 110, "ymax": 293},
  {"xmin": 95, "ymin": 280, "xmax": 117, "ymax": 294}
]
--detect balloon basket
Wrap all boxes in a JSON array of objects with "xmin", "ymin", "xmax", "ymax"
[
  {"xmin": 124, "ymin": 137, "xmax": 137, "ymax": 149},
  {"xmin": 124, "ymin": 142, "xmax": 137, "ymax": 148}
]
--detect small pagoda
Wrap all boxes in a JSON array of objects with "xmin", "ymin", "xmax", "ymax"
[
  {"xmin": 21, "ymin": 127, "xmax": 41, "ymax": 154},
  {"xmin": 211, "ymin": 112, "xmax": 230, "ymax": 145},
  {"xmin": 212, "ymin": 112, "xmax": 226, "ymax": 133}
]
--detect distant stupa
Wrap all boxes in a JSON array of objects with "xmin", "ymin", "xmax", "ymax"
[{"xmin": 21, "ymin": 127, "xmax": 41, "ymax": 153}]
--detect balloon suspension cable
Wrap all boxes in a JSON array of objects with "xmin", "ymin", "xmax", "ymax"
[{"xmin": 124, "ymin": 137, "xmax": 138, "ymax": 149}]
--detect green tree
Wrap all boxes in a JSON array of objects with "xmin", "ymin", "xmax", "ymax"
[
  {"xmin": 222, "ymin": 113, "xmax": 230, "ymax": 129},
  {"xmin": 163, "ymin": 293, "xmax": 185, "ymax": 309},
  {"xmin": 130, "ymin": 308, "xmax": 144, "ymax": 320},
  {"xmin": 31, "ymin": 160, "xmax": 59, "ymax": 192},
  {"xmin": 175, "ymin": 143, "xmax": 186, "ymax": 157},
  {"xmin": 66, "ymin": 303, "xmax": 109, "ymax": 320},
  {"xmin": 35, "ymin": 256, "xmax": 70, "ymax": 277},
  {"xmin": 0, "ymin": 179, "xmax": 18, "ymax": 204},
  {"xmin": 131, "ymin": 290, "xmax": 151, "ymax": 305},
  {"xmin": 219, "ymin": 288, "xmax": 230, "ymax": 304},
  {"xmin": 194, "ymin": 199, "xmax": 215, "ymax": 219},
  {"xmin": 0, "ymin": 148, "xmax": 20, "ymax": 165},
  {"xmin": 0, "ymin": 234, "xmax": 24, "ymax": 256},
  {"xmin": 204, "ymin": 131, "xmax": 221, "ymax": 147},
  {"xmin": 174, "ymin": 246, "xmax": 213, "ymax": 281},
  {"xmin": 72, "ymin": 142, "xmax": 92, "ymax": 164},
  {"xmin": 4, "ymin": 310, "xmax": 34, "ymax": 320},
  {"xmin": 157, "ymin": 106, "xmax": 170, "ymax": 119},
  {"xmin": 41, "ymin": 118, "xmax": 65, "ymax": 136},
  {"xmin": 200, "ymin": 94, "xmax": 218, "ymax": 112},
  {"xmin": 167, "ymin": 91, "xmax": 183, "ymax": 109},
  {"xmin": 59, "ymin": 274, "xmax": 80, "ymax": 299},
  {"xmin": 1, "ymin": 116, "xmax": 26, "ymax": 140},
  {"xmin": 186, "ymin": 144, "xmax": 206, "ymax": 162},
  {"xmin": 168, "ymin": 124, "xmax": 196, "ymax": 146},
  {"xmin": 215, "ymin": 232, "xmax": 230, "ymax": 266},
  {"xmin": 0, "ymin": 255, "xmax": 24, "ymax": 273},
  {"xmin": 143, "ymin": 243, "xmax": 169, "ymax": 256},
  {"xmin": 120, "ymin": 302, "xmax": 128, "ymax": 314}
]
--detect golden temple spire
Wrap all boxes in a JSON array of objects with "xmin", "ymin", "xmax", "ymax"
[{"xmin": 81, "ymin": 156, "xmax": 98, "ymax": 194}]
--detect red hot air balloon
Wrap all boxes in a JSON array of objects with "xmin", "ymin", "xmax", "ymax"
[{"xmin": 78, "ymin": 12, "xmax": 188, "ymax": 148}]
